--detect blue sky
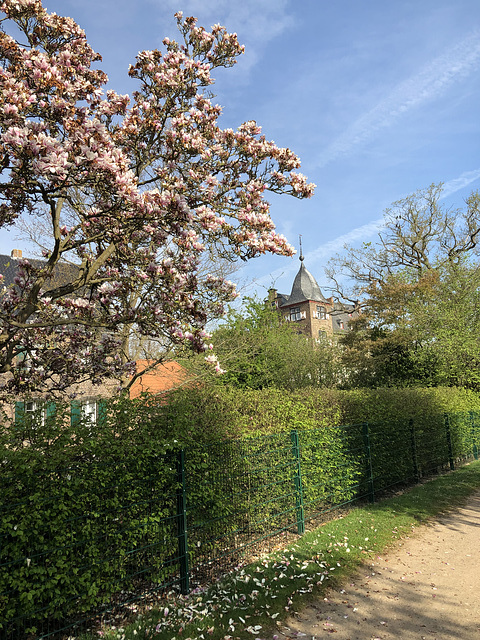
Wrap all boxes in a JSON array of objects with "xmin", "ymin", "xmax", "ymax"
[{"xmin": 3, "ymin": 0, "xmax": 480, "ymax": 299}]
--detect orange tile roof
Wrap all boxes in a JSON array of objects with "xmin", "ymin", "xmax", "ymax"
[{"xmin": 129, "ymin": 360, "xmax": 188, "ymax": 398}]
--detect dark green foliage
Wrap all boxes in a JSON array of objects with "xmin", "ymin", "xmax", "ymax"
[{"xmin": 0, "ymin": 397, "xmax": 181, "ymax": 637}]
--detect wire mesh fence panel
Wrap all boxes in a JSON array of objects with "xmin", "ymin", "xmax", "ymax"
[
  {"xmin": 298, "ymin": 423, "xmax": 369, "ymax": 520},
  {"xmin": 368, "ymin": 419, "xmax": 419, "ymax": 493},
  {"xmin": 2, "ymin": 410, "xmax": 479, "ymax": 639},
  {"xmin": 183, "ymin": 433, "xmax": 299, "ymax": 584},
  {"xmin": 470, "ymin": 411, "xmax": 480, "ymax": 460},
  {"xmin": 448, "ymin": 411, "xmax": 480, "ymax": 463},
  {"xmin": 412, "ymin": 414, "xmax": 452, "ymax": 477}
]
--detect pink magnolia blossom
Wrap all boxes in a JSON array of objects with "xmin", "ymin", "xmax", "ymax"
[{"xmin": 0, "ymin": 1, "xmax": 315, "ymax": 396}]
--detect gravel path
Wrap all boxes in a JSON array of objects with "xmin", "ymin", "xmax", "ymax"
[{"xmin": 273, "ymin": 492, "xmax": 480, "ymax": 640}]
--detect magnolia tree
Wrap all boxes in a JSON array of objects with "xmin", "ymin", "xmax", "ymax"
[{"xmin": 0, "ymin": 0, "xmax": 314, "ymax": 395}]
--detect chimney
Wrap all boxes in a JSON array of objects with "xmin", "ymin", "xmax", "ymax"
[
  {"xmin": 11, "ymin": 249, "xmax": 22, "ymax": 259},
  {"xmin": 268, "ymin": 287, "xmax": 277, "ymax": 304}
]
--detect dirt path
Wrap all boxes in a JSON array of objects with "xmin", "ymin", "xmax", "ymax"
[{"xmin": 272, "ymin": 492, "xmax": 480, "ymax": 640}]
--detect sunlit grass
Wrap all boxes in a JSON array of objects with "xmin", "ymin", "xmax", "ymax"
[{"xmin": 84, "ymin": 460, "xmax": 480, "ymax": 640}]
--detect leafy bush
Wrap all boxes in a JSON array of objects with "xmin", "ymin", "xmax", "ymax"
[
  {"xmin": 3, "ymin": 385, "xmax": 480, "ymax": 637},
  {"xmin": 0, "ymin": 397, "xmax": 180, "ymax": 636}
]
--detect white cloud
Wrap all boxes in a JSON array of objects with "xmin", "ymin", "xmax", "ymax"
[
  {"xmin": 252, "ymin": 218, "xmax": 384, "ymax": 289},
  {"xmin": 306, "ymin": 218, "xmax": 385, "ymax": 262},
  {"xmin": 441, "ymin": 168, "xmax": 480, "ymax": 198},
  {"xmin": 260, "ymin": 166, "xmax": 480, "ymax": 289},
  {"xmin": 317, "ymin": 30, "xmax": 480, "ymax": 167}
]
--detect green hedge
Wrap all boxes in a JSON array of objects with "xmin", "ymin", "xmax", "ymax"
[
  {"xmin": 164, "ymin": 384, "xmax": 480, "ymax": 525},
  {"xmin": 2, "ymin": 386, "xmax": 480, "ymax": 638},
  {"xmin": 0, "ymin": 397, "xmax": 182, "ymax": 637},
  {"xmin": 165, "ymin": 385, "xmax": 480, "ymax": 439}
]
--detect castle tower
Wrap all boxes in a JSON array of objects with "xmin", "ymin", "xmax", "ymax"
[{"xmin": 268, "ymin": 243, "xmax": 356, "ymax": 338}]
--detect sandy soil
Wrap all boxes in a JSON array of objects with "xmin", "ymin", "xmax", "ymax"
[{"xmin": 272, "ymin": 492, "xmax": 480, "ymax": 640}]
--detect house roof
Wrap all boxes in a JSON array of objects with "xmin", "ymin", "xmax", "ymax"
[
  {"xmin": 331, "ymin": 302, "xmax": 356, "ymax": 332},
  {"xmin": 129, "ymin": 360, "xmax": 188, "ymax": 398},
  {"xmin": 0, "ymin": 251, "xmax": 78, "ymax": 290},
  {"xmin": 281, "ymin": 256, "xmax": 329, "ymax": 307},
  {"xmin": 0, "ymin": 252, "xmax": 42, "ymax": 287}
]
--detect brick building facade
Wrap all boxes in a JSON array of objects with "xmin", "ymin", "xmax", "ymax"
[{"xmin": 268, "ymin": 255, "xmax": 357, "ymax": 339}]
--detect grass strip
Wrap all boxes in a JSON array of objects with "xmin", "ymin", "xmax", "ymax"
[{"xmin": 87, "ymin": 460, "xmax": 480, "ymax": 640}]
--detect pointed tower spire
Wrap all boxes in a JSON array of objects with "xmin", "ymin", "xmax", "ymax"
[{"xmin": 286, "ymin": 236, "xmax": 328, "ymax": 304}]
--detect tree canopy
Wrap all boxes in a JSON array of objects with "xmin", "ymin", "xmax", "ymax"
[
  {"xmin": 188, "ymin": 297, "xmax": 342, "ymax": 390},
  {"xmin": 0, "ymin": 1, "xmax": 314, "ymax": 396},
  {"xmin": 328, "ymin": 184, "xmax": 480, "ymax": 389}
]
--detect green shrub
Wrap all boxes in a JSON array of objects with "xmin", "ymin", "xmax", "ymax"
[
  {"xmin": 0, "ymin": 397, "xmax": 180, "ymax": 636},
  {"xmin": 3, "ymin": 385, "xmax": 480, "ymax": 636}
]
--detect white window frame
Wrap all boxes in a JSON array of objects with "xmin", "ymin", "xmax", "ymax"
[
  {"xmin": 289, "ymin": 306, "xmax": 302, "ymax": 321},
  {"xmin": 24, "ymin": 400, "xmax": 46, "ymax": 427},
  {"xmin": 81, "ymin": 399, "xmax": 98, "ymax": 425}
]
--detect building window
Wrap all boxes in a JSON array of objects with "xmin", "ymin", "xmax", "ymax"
[
  {"xmin": 316, "ymin": 305, "xmax": 326, "ymax": 319},
  {"xmin": 338, "ymin": 321, "xmax": 344, "ymax": 330},
  {"xmin": 318, "ymin": 330, "xmax": 327, "ymax": 340},
  {"xmin": 81, "ymin": 399, "xmax": 98, "ymax": 425},
  {"xmin": 15, "ymin": 400, "xmax": 55, "ymax": 428},
  {"xmin": 25, "ymin": 400, "xmax": 45, "ymax": 426},
  {"xmin": 71, "ymin": 398, "xmax": 105, "ymax": 427},
  {"xmin": 289, "ymin": 306, "xmax": 302, "ymax": 321}
]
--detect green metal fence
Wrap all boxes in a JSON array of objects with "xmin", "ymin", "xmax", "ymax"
[{"xmin": 1, "ymin": 411, "xmax": 480, "ymax": 639}]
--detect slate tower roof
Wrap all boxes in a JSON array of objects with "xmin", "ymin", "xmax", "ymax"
[{"xmin": 281, "ymin": 255, "xmax": 329, "ymax": 307}]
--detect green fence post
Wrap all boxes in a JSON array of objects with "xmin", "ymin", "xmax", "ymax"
[
  {"xmin": 470, "ymin": 411, "xmax": 478, "ymax": 460},
  {"xmin": 444, "ymin": 414, "xmax": 455, "ymax": 471},
  {"xmin": 362, "ymin": 422, "xmax": 375, "ymax": 503},
  {"xmin": 290, "ymin": 430, "xmax": 305, "ymax": 535},
  {"xmin": 409, "ymin": 418, "xmax": 420, "ymax": 482},
  {"xmin": 176, "ymin": 449, "xmax": 190, "ymax": 594}
]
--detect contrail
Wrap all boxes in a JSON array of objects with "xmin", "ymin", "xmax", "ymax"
[{"xmin": 317, "ymin": 30, "xmax": 480, "ymax": 167}]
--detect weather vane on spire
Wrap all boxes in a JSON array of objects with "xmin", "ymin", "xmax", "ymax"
[{"xmin": 299, "ymin": 234, "xmax": 304, "ymax": 261}]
